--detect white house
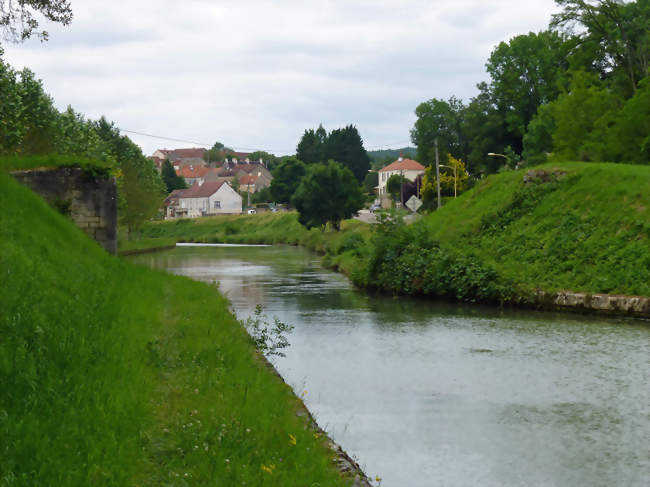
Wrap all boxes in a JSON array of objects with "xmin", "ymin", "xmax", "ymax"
[
  {"xmin": 377, "ymin": 156, "xmax": 425, "ymax": 199},
  {"xmin": 177, "ymin": 181, "xmax": 242, "ymax": 218}
]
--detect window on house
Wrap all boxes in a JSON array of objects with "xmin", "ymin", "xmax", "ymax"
[{"xmin": 214, "ymin": 201, "xmax": 221, "ymax": 209}]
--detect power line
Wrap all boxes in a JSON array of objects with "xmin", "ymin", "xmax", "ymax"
[
  {"xmin": 118, "ymin": 128, "xmax": 294, "ymax": 153},
  {"xmin": 118, "ymin": 127, "xmax": 413, "ymax": 155},
  {"xmin": 118, "ymin": 129, "xmax": 211, "ymax": 147}
]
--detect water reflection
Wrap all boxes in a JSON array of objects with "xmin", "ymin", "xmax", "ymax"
[{"xmin": 129, "ymin": 245, "xmax": 650, "ymax": 487}]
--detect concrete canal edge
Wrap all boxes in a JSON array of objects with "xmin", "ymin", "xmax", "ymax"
[
  {"xmin": 118, "ymin": 245, "xmax": 177, "ymax": 256},
  {"xmin": 534, "ymin": 290, "xmax": 650, "ymax": 318}
]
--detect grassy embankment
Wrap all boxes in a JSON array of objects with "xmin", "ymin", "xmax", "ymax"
[
  {"xmin": 0, "ymin": 170, "xmax": 354, "ymax": 485},
  {"xmin": 137, "ymin": 162, "xmax": 650, "ymax": 301}
]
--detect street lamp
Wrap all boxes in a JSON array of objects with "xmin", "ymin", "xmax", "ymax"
[{"xmin": 487, "ymin": 152, "xmax": 509, "ymax": 169}]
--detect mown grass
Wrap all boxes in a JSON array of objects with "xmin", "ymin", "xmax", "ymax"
[{"xmin": 0, "ymin": 172, "xmax": 353, "ymax": 486}]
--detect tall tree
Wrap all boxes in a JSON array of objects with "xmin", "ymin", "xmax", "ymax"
[
  {"xmin": 551, "ymin": 0, "xmax": 650, "ymax": 97},
  {"xmin": 291, "ymin": 161, "xmax": 364, "ymax": 231},
  {"xmin": 94, "ymin": 117, "xmax": 165, "ymax": 237},
  {"xmin": 485, "ymin": 30, "xmax": 571, "ymax": 151},
  {"xmin": 0, "ymin": 0, "xmax": 72, "ymax": 43},
  {"xmin": 296, "ymin": 124, "xmax": 327, "ymax": 164},
  {"xmin": 410, "ymin": 96, "xmax": 467, "ymax": 167},
  {"xmin": 269, "ymin": 157, "xmax": 306, "ymax": 204},
  {"xmin": 161, "ymin": 159, "xmax": 187, "ymax": 194},
  {"xmin": 324, "ymin": 125, "xmax": 370, "ymax": 183},
  {"xmin": 461, "ymin": 84, "xmax": 511, "ymax": 174}
]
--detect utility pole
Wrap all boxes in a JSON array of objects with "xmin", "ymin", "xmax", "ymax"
[
  {"xmin": 435, "ymin": 137, "xmax": 441, "ymax": 209},
  {"xmin": 400, "ymin": 168, "xmax": 404, "ymax": 209}
]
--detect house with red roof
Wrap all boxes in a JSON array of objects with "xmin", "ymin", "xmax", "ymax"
[
  {"xmin": 176, "ymin": 180, "xmax": 242, "ymax": 218},
  {"xmin": 175, "ymin": 165, "xmax": 217, "ymax": 186},
  {"xmin": 377, "ymin": 155, "xmax": 425, "ymax": 204}
]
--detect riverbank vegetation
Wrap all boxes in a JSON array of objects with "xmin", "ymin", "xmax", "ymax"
[
  {"xmin": 0, "ymin": 171, "xmax": 354, "ymax": 485},
  {"xmin": 136, "ymin": 162, "xmax": 650, "ymax": 300}
]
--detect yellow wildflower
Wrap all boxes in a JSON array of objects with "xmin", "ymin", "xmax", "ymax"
[
  {"xmin": 261, "ymin": 464, "xmax": 275, "ymax": 474},
  {"xmin": 288, "ymin": 433, "xmax": 297, "ymax": 445}
]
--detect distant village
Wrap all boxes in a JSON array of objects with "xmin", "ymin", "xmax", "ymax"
[
  {"xmin": 150, "ymin": 147, "xmax": 428, "ymax": 220},
  {"xmin": 149, "ymin": 148, "xmax": 273, "ymax": 219}
]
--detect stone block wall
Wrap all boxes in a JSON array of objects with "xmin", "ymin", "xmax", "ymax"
[{"xmin": 12, "ymin": 167, "xmax": 117, "ymax": 254}]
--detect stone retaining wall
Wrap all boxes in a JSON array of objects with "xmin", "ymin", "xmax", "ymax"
[
  {"xmin": 12, "ymin": 167, "xmax": 117, "ymax": 254},
  {"xmin": 536, "ymin": 290, "xmax": 650, "ymax": 317}
]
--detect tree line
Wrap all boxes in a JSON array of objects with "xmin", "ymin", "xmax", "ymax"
[
  {"xmin": 411, "ymin": 0, "xmax": 649, "ymax": 177},
  {"xmin": 268, "ymin": 124, "xmax": 370, "ymax": 230},
  {"xmin": 0, "ymin": 56, "xmax": 165, "ymax": 236}
]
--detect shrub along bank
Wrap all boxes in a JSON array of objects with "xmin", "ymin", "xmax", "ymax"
[
  {"xmin": 0, "ymin": 171, "xmax": 354, "ymax": 486},
  {"xmin": 137, "ymin": 162, "xmax": 650, "ymax": 303}
]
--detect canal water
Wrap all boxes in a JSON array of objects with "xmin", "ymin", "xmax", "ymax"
[{"xmin": 129, "ymin": 245, "xmax": 649, "ymax": 487}]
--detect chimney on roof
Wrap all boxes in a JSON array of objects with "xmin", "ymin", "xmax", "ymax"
[{"xmin": 398, "ymin": 152, "xmax": 404, "ymax": 162}]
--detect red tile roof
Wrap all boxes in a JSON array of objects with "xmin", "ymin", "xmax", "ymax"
[
  {"xmin": 180, "ymin": 181, "xmax": 225, "ymax": 198},
  {"xmin": 379, "ymin": 158, "xmax": 425, "ymax": 172},
  {"xmin": 234, "ymin": 162, "xmax": 266, "ymax": 173},
  {"xmin": 169, "ymin": 148, "xmax": 206, "ymax": 159},
  {"xmin": 176, "ymin": 166, "xmax": 211, "ymax": 178},
  {"xmin": 239, "ymin": 174, "xmax": 259, "ymax": 185}
]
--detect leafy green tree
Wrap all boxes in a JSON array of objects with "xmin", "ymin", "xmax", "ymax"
[
  {"xmin": 269, "ymin": 157, "xmax": 306, "ymax": 203},
  {"xmin": 522, "ymin": 102, "xmax": 556, "ymax": 165},
  {"xmin": 204, "ymin": 141, "xmax": 234, "ymax": 163},
  {"xmin": 0, "ymin": 0, "xmax": 73, "ymax": 43},
  {"xmin": 386, "ymin": 174, "xmax": 406, "ymax": 203},
  {"xmin": 604, "ymin": 76, "xmax": 650, "ymax": 163},
  {"xmin": 94, "ymin": 117, "xmax": 165, "ymax": 237},
  {"xmin": 551, "ymin": 0, "xmax": 650, "ymax": 97},
  {"xmin": 161, "ymin": 159, "xmax": 187, "ymax": 193},
  {"xmin": 247, "ymin": 150, "xmax": 279, "ymax": 169},
  {"xmin": 0, "ymin": 59, "xmax": 26, "ymax": 153},
  {"xmin": 296, "ymin": 124, "xmax": 327, "ymax": 163},
  {"xmin": 291, "ymin": 160, "xmax": 364, "ymax": 230},
  {"xmin": 485, "ymin": 30, "xmax": 571, "ymax": 151},
  {"xmin": 363, "ymin": 170, "xmax": 378, "ymax": 194},
  {"xmin": 550, "ymin": 70, "xmax": 622, "ymax": 161},
  {"xmin": 461, "ymin": 84, "xmax": 511, "ymax": 174},
  {"xmin": 324, "ymin": 125, "xmax": 371, "ymax": 182},
  {"xmin": 55, "ymin": 106, "xmax": 111, "ymax": 160},
  {"xmin": 251, "ymin": 186, "xmax": 272, "ymax": 204},
  {"xmin": 411, "ymin": 96, "xmax": 467, "ymax": 167},
  {"xmin": 420, "ymin": 155, "xmax": 469, "ymax": 202}
]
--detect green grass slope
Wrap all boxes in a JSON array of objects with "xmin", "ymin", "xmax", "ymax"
[
  {"xmin": 135, "ymin": 212, "xmax": 371, "ymax": 256},
  {"xmin": 0, "ymin": 172, "xmax": 352, "ymax": 485},
  {"xmin": 424, "ymin": 162, "xmax": 650, "ymax": 296}
]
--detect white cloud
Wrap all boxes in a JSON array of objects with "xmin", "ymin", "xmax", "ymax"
[{"xmin": 2, "ymin": 0, "xmax": 559, "ymax": 155}]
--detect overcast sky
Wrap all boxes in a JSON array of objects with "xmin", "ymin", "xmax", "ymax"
[{"xmin": 4, "ymin": 0, "xmax": 560, "ymax": 156}]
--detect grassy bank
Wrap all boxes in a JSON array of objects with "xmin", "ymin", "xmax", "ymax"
[
  {"xmin": 0, "ymin": 172, "xmax": 353, "ymax": 485},
  {"xmin": 137, "ymin": 211, "xmax": 371, "ymax": 270},
  {"xmin": 137, "ymin": 162, "xmax": 650, "ymax": 301}
]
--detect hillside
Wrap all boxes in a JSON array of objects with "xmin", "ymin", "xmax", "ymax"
[
  {"xmin": 422, "ymin": 162, "xmax": 650, "ymax": 296},
  {"xmin": 0, "ymin": 171, "xmax": 353, "ymax": 485}
]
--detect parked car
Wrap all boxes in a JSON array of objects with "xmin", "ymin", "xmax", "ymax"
[{"xmin": 247, "ymin": 209, "xmax": 257, "ymax": 214}]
